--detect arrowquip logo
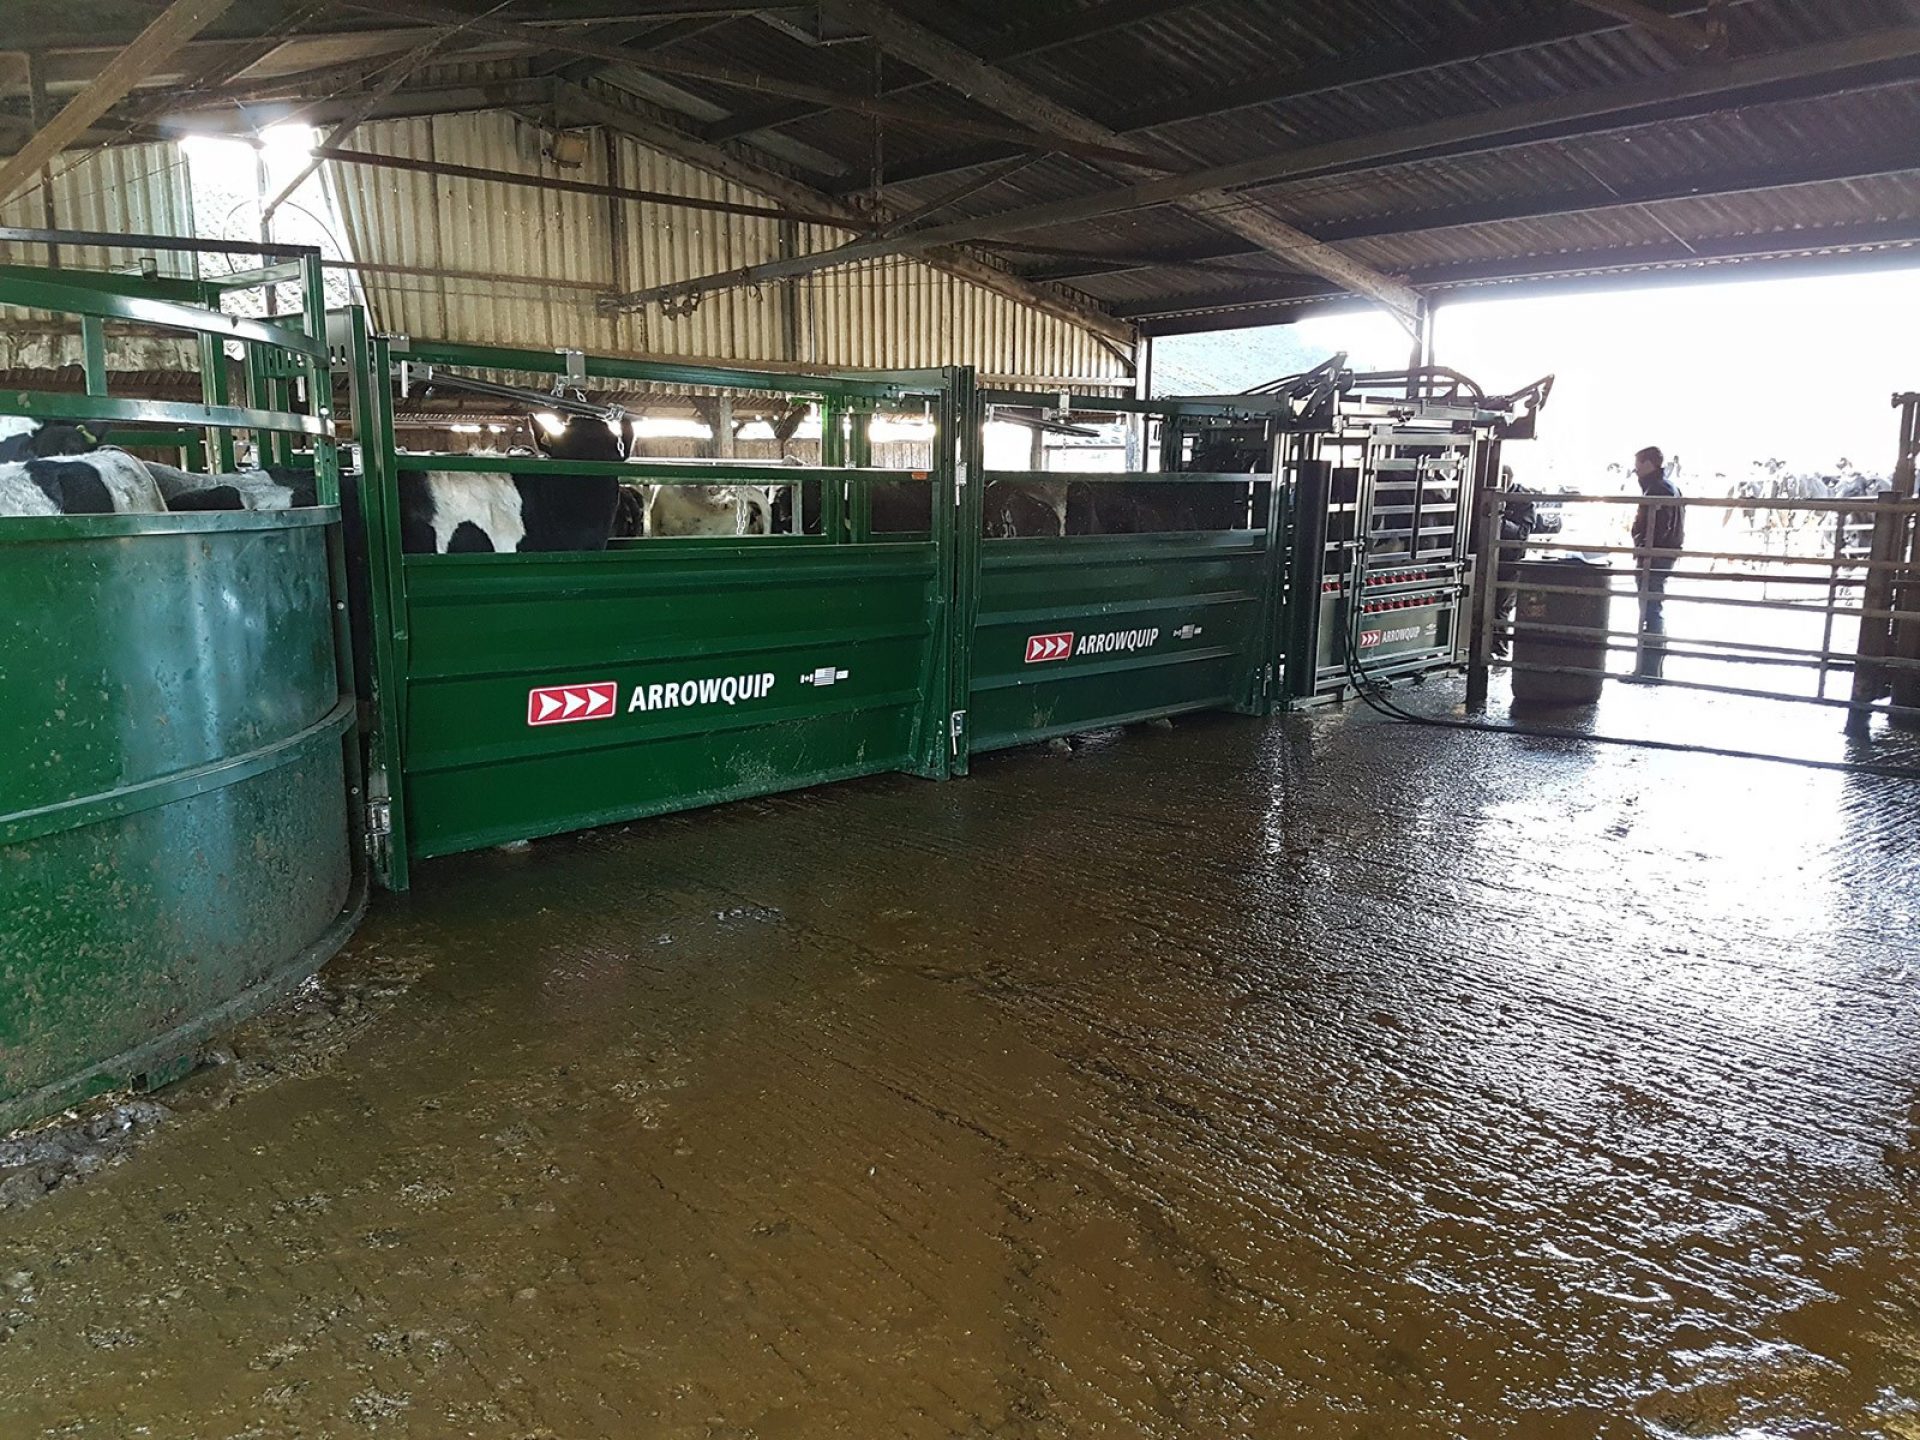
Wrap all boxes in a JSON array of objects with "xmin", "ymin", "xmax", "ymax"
[
  {"xmin": 1025, "ymin": 632, "xmax": 1074, "ymax": 663},
  {"xmin": 628, "ymin": 672, "xmax": 776, "ymax": 712},
  {"xmin": 1359, "ymin": 625, "xmax": 1425, "ymax": 650},
  {"xmin": 1077, "ymin": 627, "xmax": 1160, "ymax": 656}
]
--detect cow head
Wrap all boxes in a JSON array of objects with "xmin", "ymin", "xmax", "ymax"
[
  {"xmin": 530, "ymin": 412, "xmax": 628, "ymax": 463},
  {"xmin": 0, "ymin": 416, "xmax": 108, "ymax": 464}
]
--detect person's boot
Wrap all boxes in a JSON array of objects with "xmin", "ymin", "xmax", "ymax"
[{"xmin": 1634, "ymin": 630, "xmax": 1666, "ymax": 681}]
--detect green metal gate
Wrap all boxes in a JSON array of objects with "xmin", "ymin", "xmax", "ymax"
[
  {"xmin": 950, "ymin": 389, "xmax": 1286, "ymax": 768},
  {"xmin": 341, "ymin": 322, "xmax": 964, "ymax": 890},
  {"xmin": 0, "ymin": 235, "xmax": 363, "ymax": 1129}
]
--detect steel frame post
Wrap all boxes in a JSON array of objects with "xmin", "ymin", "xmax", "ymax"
[
  {"xmin": 947, "ymin": 371, "xmax": 984, "ymax": 774},
  {"xmin": 340, "ymin": 315, "xmax": 411, "ymax": 889}
]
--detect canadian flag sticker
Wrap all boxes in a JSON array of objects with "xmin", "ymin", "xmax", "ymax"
[
  {"xmin": 527, "ymin": 681, "xmax": 619, "ymax": 726},
  {"xmin": 1025, "ymin": 631, "xmax": 1074, "ymax": 664}
]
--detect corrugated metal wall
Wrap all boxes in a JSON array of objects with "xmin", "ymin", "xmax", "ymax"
[
  {"xmin": 0, "ymin": 141, "xmax": 196, "ymax": 272},
  {"xmin": 0, "ymin": 141, "xmax": 198, "ymax": 371},
  {"xmin": 327, "ymin": 111, "xmax": 1130, "ymax": 387}
]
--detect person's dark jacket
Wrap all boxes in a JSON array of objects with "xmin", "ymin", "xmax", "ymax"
[
  {"xmin": 1632, "ymin": 474, "xmax": 1684, "ymax": 556},
  {"xmin": 1499, "ymin": 488, "xmax": 1539, "ymax": 547}
]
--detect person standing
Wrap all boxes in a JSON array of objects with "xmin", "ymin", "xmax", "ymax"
[{"xmin": 1630, "ymin": 446, "xmax": 1684, "ymax": 679}]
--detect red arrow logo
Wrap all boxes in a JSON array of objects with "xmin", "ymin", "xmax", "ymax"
[
  {"xmin": 528, "ymin": 681, "xmax": 619, "ymax": 726},
  {"xmin": 1025, "ymin": 631, "xmax": 1075, "ymax": 663}
]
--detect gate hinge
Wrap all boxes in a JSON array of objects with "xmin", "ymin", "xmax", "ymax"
[
  {"xmin": 365, "ymin": 798, "xmax": 392, "ymax": 843},
  {"xmin": 948, "ymin": 708, "xmax": 968, "ymax": 755}
]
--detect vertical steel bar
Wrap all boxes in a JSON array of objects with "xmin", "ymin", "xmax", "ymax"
[
  {"xmin": 848, "ymin": 404, "xmax": 874, "ymax": 542},
  {"xmin": 79, "ymin": 316, "xmax": 107, "ymax": 395},
  {"xmin": 346, "ymin": 317, "xmax": 411, "ymax": 890},
  {"xmin": 947, "ymin": 370, "xmax": 983, "ymax": 775},
  {"xmin": 196, "ymin": 331, "xmax": 237, "ymax": 473},
  {"xmin": 820, "ymin": 398, "xmax": 847, "ymax": 542},
  {"xmin": 1466, "ymin": 484, "xmax": 1502, "ymax": 712}
]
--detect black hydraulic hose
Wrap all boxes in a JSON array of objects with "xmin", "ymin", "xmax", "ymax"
[
  {"xmin": 1332, "ymin": 535, "xmax": 1920, "ymax": 781},
  {"xmin": 1340, "ymin": 644, "xmax": 1920, "ymax": 783}
]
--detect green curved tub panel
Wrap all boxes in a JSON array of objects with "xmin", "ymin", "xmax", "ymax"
[{"xmin": 0, "ymin": 511, "xmax": 362, "ymax": 1130}]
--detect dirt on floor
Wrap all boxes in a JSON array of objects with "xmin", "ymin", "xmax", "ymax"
[{"xmin": 2, "ymin": 701, "xmax": 1919, "ymax": 1439}]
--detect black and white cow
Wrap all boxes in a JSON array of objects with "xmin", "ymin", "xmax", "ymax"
[
  {"xmin": 400, "ymin": 415, "xmax": 624, "ymax": 553},
  {"xmin": 0, "ymin": 417, "xmax": 170, "ymax": 516},
  {"xmin": 0, "ymin": 417, "xmax": 327, "ymax": 517}
]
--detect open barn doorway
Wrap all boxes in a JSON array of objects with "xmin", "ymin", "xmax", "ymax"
[{"xmin": 1154, "ymin": 265, "xmax": 1920, "ymax": 768}]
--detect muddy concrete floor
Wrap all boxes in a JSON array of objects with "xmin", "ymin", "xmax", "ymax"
[{"xmin": 4, "ymin": 706, "xmax": 1920, "ymax": 1439}]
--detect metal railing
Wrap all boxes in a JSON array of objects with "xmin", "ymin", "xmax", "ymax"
[{"xmin": 1466, "ymin": 487, "xmax": 1920, "ymax": 732}]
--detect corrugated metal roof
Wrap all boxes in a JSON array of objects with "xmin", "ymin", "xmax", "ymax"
[
  {"xmin": 11, "ymin": 0, "xmax": 1920, "ymax": 343},
  {"xmin": 586, "ymin": 0, "xmax": 1920, "ymax": 330}
]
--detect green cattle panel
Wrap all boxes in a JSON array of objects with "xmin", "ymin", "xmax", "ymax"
[
  {"xmin": 964, "ymin": 530, "xmax": 1274, "ymax": 759},
  {"xmin": 396, "ymin": 540, "xmax": 948, "ymax": 859},
  {"xmin": 0, "ymin": 512, "xmax": 362, "ymax": 1130}
]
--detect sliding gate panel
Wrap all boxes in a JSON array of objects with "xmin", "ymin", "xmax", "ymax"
[
  {"xmin": 964, "ymin": 528, "xmax": 1275, "ymax": 758},
  {"xmin": 399, "ymin": 538, "xmax": 947, "ymax": 859},
  {"xmin": 340, "ymin": 325, "xmax": 968, "ymax": 886}
]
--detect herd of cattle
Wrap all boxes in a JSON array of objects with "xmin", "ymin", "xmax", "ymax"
[{"xmin": 0, "ymin": 411, "xmax": 1256, "ymax": 549}]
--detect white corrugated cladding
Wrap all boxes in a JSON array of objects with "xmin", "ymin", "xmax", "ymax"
[
  {"xmin": 0, "ymin": 142, "xmax": 198, "ymax": 370},
  {"xmin": 325, "ymin": 111, "xmax": 1130, "ymax": 388},
  {"xmin": 0, "ymin": 141, "xmax": 196, "ymax": 271}
]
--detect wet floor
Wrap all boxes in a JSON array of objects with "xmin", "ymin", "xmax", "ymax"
[{"xmin": 4, "ymin": 704, "xmax": 1920, "ymax": 1438}]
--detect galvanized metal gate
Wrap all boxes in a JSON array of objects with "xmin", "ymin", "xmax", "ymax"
[
  {"xmin": 340, "ymin": 318, "xmax": 964, "ymax": 890},
  {"xmin": 1283, "ymin": 401, "xmax": 1508, "ymax": 705},
  {"xmin": 949, "ymin": 389, "xmax": 1285, "ymax": 768},
  {"xmin": 1467, "ymin": 479, "xmax": 1920, "ymax": 740}
]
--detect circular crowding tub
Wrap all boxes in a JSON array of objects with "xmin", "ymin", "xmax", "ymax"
[{"xmin": 0, "ymin": 507, "xmax": 364, "ymax": 1130}]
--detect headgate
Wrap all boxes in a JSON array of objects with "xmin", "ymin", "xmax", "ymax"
[
  {"xmin": 1276, "ymin": 368, "xmax": 1547, "ymax": 705},
  {"xmin": 949, "ymin": 389, "xmax": 1286, "ymax": 766},
  {"xmin": 340, "ymin": 321, "xmax": 964, "ymax": 890}
]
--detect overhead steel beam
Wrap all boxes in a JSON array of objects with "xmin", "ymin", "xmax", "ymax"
[
  {"xmin": 593, "ymin": 25, "xmax": 1920, "ymax": 314},
  {"xmin": 1024, "ymin": 141, "xmax": 1920, "ymax": 281},
  {"xmin": 314, "ymin": 144, "xmax": 879, "ymax": 229},
  {"xmin": 0, "ymin": 0, "xmax": 238, "ymax": 206},
  {"xmin": 262, "ymin": 25, "xmax": 466, "ymax": 224},
  {"xmin": 868, "ymin": 1, "xmax": 1756, "ymax": 195},
  {"xmin": 337, "ymin": 0, "xmax": 1172, "ymax": 171},
  {"xmin": 556, "ymin": 83, "xmax": 1136, "ymax": 347},
  {"xmin": 1119, "ymin": 216, "xmax": 1920, "ymax": 325},
  {"xmin": 1574, "ymin": 0, "xmax": 1716, "ymax": 51},
  {"xmin": 731, "ymin": 0, "xmax": 1424, "ymax": 326},
  {"xmin": 706, "ymin": 0, "xmax": 1211, "ymax": 143}
]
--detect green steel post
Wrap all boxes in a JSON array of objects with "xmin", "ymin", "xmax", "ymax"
[
  {"xmin": 302, "ymin": 254, "xmax": 333, "ymax": 497},
  {"xmin": 947, "ymin": 370, "xmax": 984, "ymax": 775},
  {"xmin": 345, "ymin": 317, "xmax": 410, "ymax": 891},
  {"xmin": 197, "ymin": 332, "xmax": 238, "ymax": 474},
  {"xmin": 848, "ymin": 405, "xmax": 875, "ymax": 542},
  {"xmin": 820, "ymin": 398, "xmax": 847, "ymax": 543},
  {"xmin": 79, "ymin": 316, "xmax": 107, "ymax": 396}
]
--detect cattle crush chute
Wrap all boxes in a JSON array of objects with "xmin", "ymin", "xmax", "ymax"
[
  {"xmin": 0, "ymin": 234, "xmax": 364, "ymax": 1130},
  {"xmin": 340, "ymin": 323, "xmax": 967, "ymax": 891}
]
